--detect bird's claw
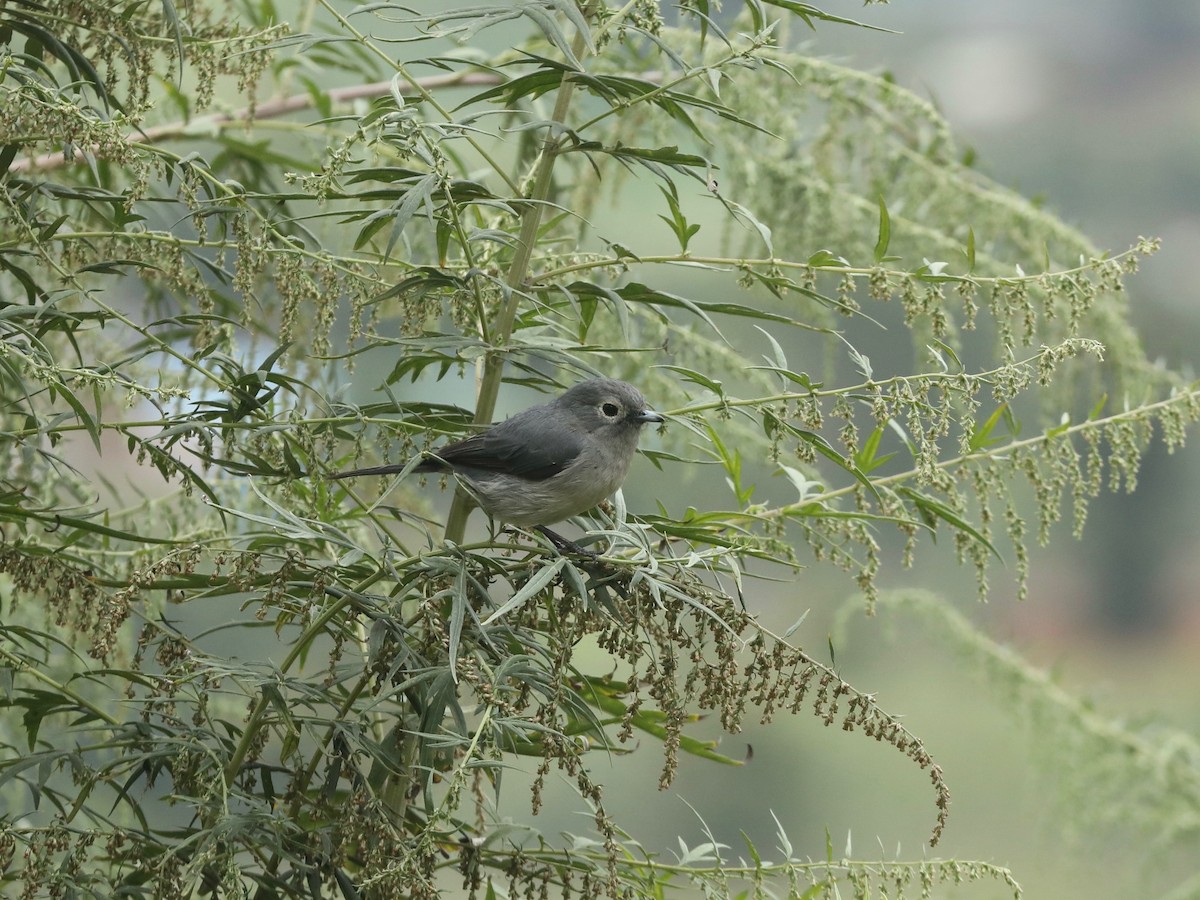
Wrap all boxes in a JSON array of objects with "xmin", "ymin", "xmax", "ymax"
[{"xmin": 533, "ymin": 525, "xmax": 599, "ymax": 558}]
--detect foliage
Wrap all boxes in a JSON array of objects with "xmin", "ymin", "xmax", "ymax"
[{"xmin": 1, "ymin": 0, "xmax": 1197, "ymax": 897}]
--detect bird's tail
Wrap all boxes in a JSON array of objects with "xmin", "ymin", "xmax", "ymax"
[
  {"xmin": 329, "ymin": 464, "xmax": 408, "ymax": 480},
  {"xmin": 330, "ymin": 458, "xmax": 443, "ymax": 479}
]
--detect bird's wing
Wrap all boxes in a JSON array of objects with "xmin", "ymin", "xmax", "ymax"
[{"xmin": 435, "ymin": 413, "xmax": 582, "ymax": 481}]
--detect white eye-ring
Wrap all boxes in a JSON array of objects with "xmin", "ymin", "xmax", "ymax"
[{"xmin": 601, "ymin": 401, "xmax": 621, "ymax": 418}]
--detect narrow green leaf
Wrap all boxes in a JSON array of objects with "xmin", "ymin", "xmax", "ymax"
[
  {"xmin": 560, "ymin": 558, "xmax": 590, "ymax": 609},
  {"xmin": 585, "ymin": 685, "xmax": 744, "ymax": 765},
  {"xmin": 807, "ymin": 249, "xmax": 850, "ymax": 268},
  {"xmin": 753, "ymin": 324, "xmax": 788, "ymax": 370},
  {"xmin": 37, "ymin": 214, "xmax": 69, "ymax": 242},
  {"xmin": 0, "ymin": 144, "xmax": 18, "ymax": 176},
  {"xmin": 746, "ymin": 365, "xmax": 820, "ymax": 390},
  {"xmin": 929, "ymin": 338, "xmax": 962, "ymax": 371},
  {"xmin": 897, "ymin": 487, "xmax": 1003, "ymax": 560},
  {"xmin": 436, "ymin": 218, "xmax": 453, "ymax": 265},
  {"xmin": 448, "ymin": 564, "xmax": 467, "ymax": 683},
  {"xmin": 760, "ymin": 0, "xmax": 898, "ymax": 33},
  {"xmin": 656, "ymin": 364, "xmax": 724, "ymax": 396},
  {"xmin": 693, "ymin": 0, "xmax": 711, "ymax": 45},
  {"xmin": 968, "ymin": 403, "xmax": 1009, "ymax": 452},
  {"xmin": 723, "ymin": 199, "xmax": 773, "ymax": 255},
  {"xmin": 1002, "ymin": 404, "xmax": 1023, "ymax": 437},
  {"xmin": 459, "ymin": 68, "xmax": 565, "ymax": 108},
  {"xmin": 873, "ymin": 194, "xmax": 891, "ymax": 264},
  {"xmin": 47, "ymin": 381, "xmax": 101, "ymax": 453},
  {"xmin": 481, "ymin": 558, "xmax": 566, "ymax": 626},
  {"xmin": 581, "ymin": 281, "xmax": 801, "ymax": 329},
  {"xmin": 353, "ymin": 214, "xmax": 392, "ymax": 251},
  {"xmin": 1045, "ymin": 413, "xmax": 1072, "ymax": 438},
  {"xmin": 26, "ymin": 512, "xmax": 180, "ymax": 545},
  {"xmin": 772, "ymin": 809, "xmax": 794, "ymax": 859},
  {"xmin": 741, "ymin": 830, "xmax": 763, "ymax": 866},
  {"xmin": 853, "ymin": 425, "xmax": 896, "ymax": 474},
  {"xmin": 790, "ymin": 428, "xmax": 882, "ymax": 503},
  {"xmin": 522, "ymin": 5, "xmax": 585, "ymax": 70}
]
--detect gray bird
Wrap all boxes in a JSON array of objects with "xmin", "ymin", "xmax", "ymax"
[{"xmin": 333, "ymin": 378, "xmax": 664, "ymax": 546}]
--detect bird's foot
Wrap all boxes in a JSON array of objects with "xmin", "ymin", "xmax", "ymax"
[
  {"xmin": 531, "ymin": 527, "xmax": 635, "ymax": 612},
  {"xmin": 533, "ymin": 525, "xmax": 598, "ymax": 558}
]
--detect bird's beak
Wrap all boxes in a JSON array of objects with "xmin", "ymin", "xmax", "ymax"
[{"xmin": 633, "ymin": 409, "xmax": 666, "ymax": 424}]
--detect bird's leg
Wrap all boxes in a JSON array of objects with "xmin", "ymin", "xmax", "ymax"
[
  {"xmin": 530, "ymin": 527, "xmax": 634, "ymax": 611},
  {"xmin": 533, "ymin": 525, "xmax": 598, "ymax": 558}
]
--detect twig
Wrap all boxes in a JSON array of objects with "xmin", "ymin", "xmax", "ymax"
[{"xmin": 10, "ymin": 73, "xmax": 501, "ymax": 174}]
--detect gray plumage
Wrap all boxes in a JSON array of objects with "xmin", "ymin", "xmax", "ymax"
[{"xmin": 333, "ymin": 378, "xmax": 664, "ymax": 526}]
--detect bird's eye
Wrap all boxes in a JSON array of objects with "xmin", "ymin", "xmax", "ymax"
[{"xmin": 601, "ymin": 402, "xmax": 620, "ymax": 418}]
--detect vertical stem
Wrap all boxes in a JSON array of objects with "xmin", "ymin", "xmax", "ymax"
[{"xmin": 443, "ymin": 15, "xmax": 594, "ymax": 543}]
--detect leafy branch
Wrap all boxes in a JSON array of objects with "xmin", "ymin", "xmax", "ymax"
[{"xmin": 2, "ymin": 1, "xmax": 1195, "ymax": 897}]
